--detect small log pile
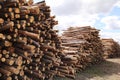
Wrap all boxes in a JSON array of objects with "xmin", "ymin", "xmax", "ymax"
[
  {"xmin": 102, "ymin": 38, "xmax": 120, "ymax": 58},
  {"xmin": 0, "ymin": 0, "xmax": 61, "ymax": 80},
  {"xmin": 59, "ymin": 26, "xmax": 104, "ymax": 78}
]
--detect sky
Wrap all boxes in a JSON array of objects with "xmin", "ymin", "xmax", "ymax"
[{"xmin": 34, "ymin": 0, "xmax": 120, "ymax": 42}]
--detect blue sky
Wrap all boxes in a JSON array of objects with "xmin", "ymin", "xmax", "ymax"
[{"xmin": 34, "ymin": 0, "xmax": 120, "ymax": 42}]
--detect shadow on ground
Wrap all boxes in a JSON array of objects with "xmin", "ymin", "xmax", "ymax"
[{"xmin": 53, "ymin": 58, "xmax": 120, "ymax": 80}]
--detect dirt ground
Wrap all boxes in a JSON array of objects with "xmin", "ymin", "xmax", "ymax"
[{"xmin": 54, "ymin": 58, "xmax": 120, "ymax": 80}]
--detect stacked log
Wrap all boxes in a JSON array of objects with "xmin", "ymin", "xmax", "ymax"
[
  {"xmin": 102, "ymin": 38, "xmax": 120, "ymax": 58},
  {"xmin": 0, "ymin": 0, "xmax": 61, "ymax": 80},
  {"xmin": 59, "ymin": 26, "xmax": 104, "ymax": 78}
]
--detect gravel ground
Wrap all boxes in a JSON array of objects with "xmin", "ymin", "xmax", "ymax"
[{"xmin": 54, "ymin": 58, "xmax": 120, "ymax": 80}]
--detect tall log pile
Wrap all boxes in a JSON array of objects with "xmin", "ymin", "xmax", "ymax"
[
  {"xmin": 0, "ymin": 0, "xmax": 62, "ymax": 80},
  {"xmin": 60, "ymin": 26, "xmax": 104, "ymax": 78},
  {"xmin": 101, "ymin": 39, "xmax": 120, "ymax": 58}
]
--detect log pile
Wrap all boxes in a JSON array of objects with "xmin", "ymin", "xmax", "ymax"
[
  {"xmin": 59, "ymin": 26, "xmax": 104, "ymax": 78},
  {"xmin": 0, "ymin": 0, "xmax": 61, "ymax": 80},
  {"xmin": 102, "ymin": 39, "xmax": 120, "ymax": 58},
  {"xmin": 1, "ymin": 0, "xmax": 119, "ymax": 80}
]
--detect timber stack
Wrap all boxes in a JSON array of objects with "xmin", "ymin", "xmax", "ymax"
[
  {"xmin": 0, "ymin": 0, "xmax": 61, "ymax": 80},
  {"xmin": 102, "ymin": 39, "xmax": 120, "ymax": 58},
  {"xmin": 60, "ymin": 26, "xmax": 104, "ymax": 77}
]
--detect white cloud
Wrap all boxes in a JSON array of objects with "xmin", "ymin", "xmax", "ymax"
[
  {"xmin": 101, "ymin": 16, "xmax": 120, "ymax": 29},
  {"xmin": 45, "ymin": 0, "xmax": 64, "ymax": 7},
  {"xmin": 54, "ymin": 14, "xmax": 99, "ymax": 32},
  {"xmin": 46, "ymin": 0, "xmax": 119, "ymax": 32},
  {"xmin": 115, "ymin": 1, "xmax": 120, "ymax": 8},
  {"xmin": 48, "ymin": 0, "xmax": 119, "ymax": 16}
]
